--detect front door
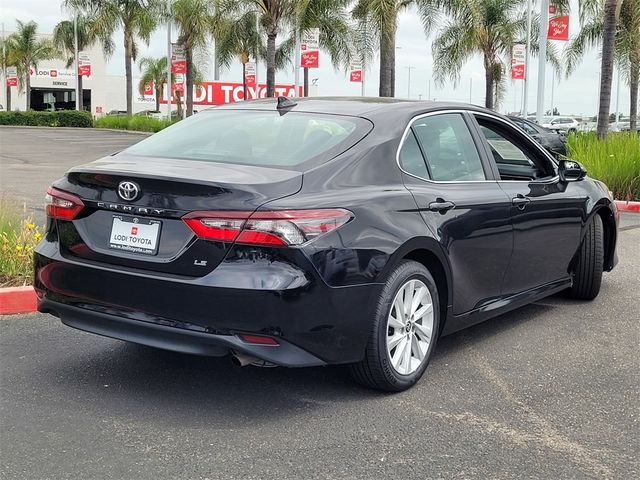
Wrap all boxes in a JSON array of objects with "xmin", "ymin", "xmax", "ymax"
[{"xmin": 472, "ymin": 114, "xmax": 586, "ymax": 295}]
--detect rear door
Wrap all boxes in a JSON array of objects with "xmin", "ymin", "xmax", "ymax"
[
  {"xmin": 398, "ymin": 111, "xmax": 513, "ymax": 315},
  {"xmin": 471, "ymin": 113, "xmax": 586, "ymax": 294}
]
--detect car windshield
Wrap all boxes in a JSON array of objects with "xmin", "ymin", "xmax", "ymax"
[
  {"xmin": 124, "ymin": 109, "xmax": 372, "ymax": 169},
  {"xmin": 542, "ymin": 116, "xmax": 554, "ymax": 123}
]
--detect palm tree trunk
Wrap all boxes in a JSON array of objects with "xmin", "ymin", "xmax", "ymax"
[
  {"xmin": 303, "ymin": 67, "xmax": 309, "ymax": 97},
  {"xmin": 597, "ymin": 0, "xmax": 622, "ymax": 139},
  {"xmin": 266, "ymin": 31, "xmax": 277, "ymax": 97},
  {"xmin": 379, "ymin": 23, "xmax": 396, "ymax": 97},
  {"xmin": 242, "ymin": 62, "xmax": 247, "ymax": 100},
  {"xmin": 484, "ymin": 55, "xmax": 494, "ymax": 110},
  {"xmin": 124, "ymin": 31, "xmax": 133, "ymax": 116},
  {"xmin": 629, "ymin": 57, "xmax": 639, "ymax": 133},
  {"xmin": 186, "ymin": 46, "xmax": 193, "ymax": 116},
  {"xmin": 155, "ymin": 86, "xmax": 161, "ymax": 112},
  {"xmin": 175, "ymin": 90, "xmax": 183, "ymax": 119}
]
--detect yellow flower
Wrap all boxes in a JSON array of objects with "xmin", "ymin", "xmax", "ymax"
[
  {"xmin": 34, "ymin": 232, "xmax": 41, "ymax": 241},
  {"xmin": 27, "ymin": 223, "xmax": 35, "ymax": 230},
  {"xmin": 15, "ymin": 245, "xmax": 23, "ymax": 251}
]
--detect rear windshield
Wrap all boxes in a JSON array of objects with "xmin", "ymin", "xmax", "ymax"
[{"xmin": 124, "ymin": 109, "xmax": 372, "ymax": 169}]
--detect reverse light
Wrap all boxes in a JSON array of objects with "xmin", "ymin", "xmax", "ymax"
[
  {"xmin": 45, "ymin": 187, "xmax": 84, "ymax": 220},
  {"xmin": 182, "ymin": 209, "xmax": 353, "ymax": 247}
]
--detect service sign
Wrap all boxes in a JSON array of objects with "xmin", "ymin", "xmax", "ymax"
[
  {"xmin": 78, "ymin": 51, "xmax": 91, "ymax": 76},
  {"xmin": 160, "ymin": 81, "xmax": 302, "ymax": 105},
  {"xmin": 171, "ymin": 43, "xmax": 187, "ymax": 74},
  {"xmin": 244, "ymin": 62, "xmax": 256, "ymax": 86},
  {"xmin": 300, "ymin": 28, "xmax": 320, "ymax": 68},
  {"xmin": 349, "ymin": 62, "xmax": 362, "ymax": 83},
  {"xmin": 511, "ymin": 43, "xmax": 526, "ymax": 80},
  {"xmin": 6, "ymin": 66, "xmax": 17, "ymax": 87}
]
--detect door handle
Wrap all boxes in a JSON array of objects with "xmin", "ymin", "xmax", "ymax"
[
  {"xmin": 428, "ymin": 199, "xmax": 456, "ymax": 213},
  {"xmin": 512, "ymin": 194, "xmax": 531, "ymax": 210}
]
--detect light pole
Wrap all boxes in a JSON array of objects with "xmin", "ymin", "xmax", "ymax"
[
  {"xmin": 405, "ymin": 66, "xmax": 415, "ymax": 99},
  {"xmin": 522, "ymin": 0, "xmax": 532, "ymax": 116},
  {"xmin": 536, "ymin": 0, "xmax": 549, "ymax": 123},
  {"xmin": 74, "ymin": 14, "xmax": 80, "ymax": 110},
  {"xmin": 166, "ymin": 0, "xmax": 172, "ymax": 120}
]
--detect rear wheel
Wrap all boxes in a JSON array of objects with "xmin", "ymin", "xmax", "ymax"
[
  {"xmin": 569, "ymin": 214, "xmax": 604, "ymax": 300},
  {"xmin": 349, "ymin": 261, "xmax": 439, "ymax": 392}
]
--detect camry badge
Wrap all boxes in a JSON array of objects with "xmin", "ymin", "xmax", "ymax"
[{"xmin": 118, "ymin": 181, "xmax": 140, "ymax": 201}]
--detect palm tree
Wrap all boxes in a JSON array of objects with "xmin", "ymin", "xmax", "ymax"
[
  {"xmin": 138, "ymin": 57, "xmax": 167, "ymax": 112},
  {"xmin": 430, "ymin": 0, "xmax": 524, "ymax": 110},
  {"xmin": 0, "ymin": 37, "xmax": 15, "ymax": 111},
  {"xmin": 216, "ymin": 10, "xmax": 263, "ymax": 99},
  {"xmin": 52, "ymin": 15, "xmax": 114, "ymax": 111},
  {"xmin": 171, "ymin": 0, "xmax": 217, "ymax": 116},
  {"xmin": 294, "ymin": 0, "xmax": 352, "ymax": 96},
  {"xmin": 6, "ymin": 21, "xmax": 58, "ymax": 110},
  {"xmin": 565, "ymin": 0, "xmax": 639, "ymax": 133},
  {"xmin": 66, "ymin": 0, "xmax": 160, "ymax": 116}
]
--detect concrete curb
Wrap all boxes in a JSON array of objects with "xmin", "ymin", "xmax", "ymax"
[
  {"xmin": 0, "ymin": 125, "xmax": 152, "ymax": 136},
  {"xmin": 0, "ymin": 286, "xmax": 37, "ymax": 315},
  {"xmin": 615, "ymin": 200, "xmax": 640, "ymax": 213}
]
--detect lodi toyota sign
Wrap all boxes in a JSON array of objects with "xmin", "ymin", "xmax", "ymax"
[{"xmin": 160, "ymin": 81, "xmax": 303, "ymax": 105}]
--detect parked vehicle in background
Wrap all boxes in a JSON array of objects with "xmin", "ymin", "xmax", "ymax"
[
  {"xmin": 107, "ymin": 110, "xmax": 128, "ymax": 117},
  {"xmin": 540, "ymin": 116, "xmax": 580, "ymax": 134},
  {"xmin": 508, "ymin": 115, "xmax": 568, "ymax": 157},
  {"xmin": 610, "ymin": 121, "xmax": 631, "ymax": 132},
  {"xmin": 135, "ymin": 110, "xmax": 164, "ymax": 120},
  {"xmin": 35, "ymin": 98, "xmax": 619, "ymax": 392}
]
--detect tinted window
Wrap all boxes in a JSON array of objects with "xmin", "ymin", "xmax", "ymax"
[
  {"xmin": 477, "ymin": 118, "xmax": 555, "ymax": 181},
  {"xmin": 125, "ymin": 110, "xmax": 371, "ymax": 169},
  {"xmin": 411, "ymin": 113, "xmax": 485, "ymax": 181},
  {"xmin": 399, "ymin": 130, "xmax": 430, "ymax": 178}
]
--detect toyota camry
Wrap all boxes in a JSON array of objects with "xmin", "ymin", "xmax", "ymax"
[{"xmin": 34, "ymin": 97, "xmax": 619, "ymax": 391}]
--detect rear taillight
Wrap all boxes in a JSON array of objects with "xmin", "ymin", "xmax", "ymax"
[
  {"xmin": 182, "ymin": 209, "xmax": 353, "ymax": 246},
  {"xmin": 45, "ymin": 187, "xmax": 84, "ymax": 220}
]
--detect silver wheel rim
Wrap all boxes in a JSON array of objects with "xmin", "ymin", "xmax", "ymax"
[{"xmin": 386, "ymin": 279, "xmax": 434, "ymax": 376}]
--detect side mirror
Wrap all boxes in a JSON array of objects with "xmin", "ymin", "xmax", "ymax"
[{"xmin": 558, "ymin": 159, "xmax": 586, "ymax": 182}]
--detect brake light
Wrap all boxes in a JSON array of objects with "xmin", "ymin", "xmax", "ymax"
[
  {"xmin": 45, "ymin": 187, "xmax": 84, "ymax": 220},
  {"xmin": 238, "ymin": 334, "xmax": 279, "ymax": 346},
  {"xmin": 183, "ymin": 209, "xmax": 353, "ymax": 246}
]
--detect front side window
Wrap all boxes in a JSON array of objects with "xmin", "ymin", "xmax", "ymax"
[
  {"xmin": 476, "ymin": 116, "xmax": 556, "ymax": 181},
  {"xmin": 410, "ymin": 113, "xmax": 486, "ymax": 181}
]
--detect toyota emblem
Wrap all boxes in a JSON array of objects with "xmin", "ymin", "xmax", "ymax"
[{"xmin": 117, "ymin": 181, "xmax": 140, "ymax": 201}]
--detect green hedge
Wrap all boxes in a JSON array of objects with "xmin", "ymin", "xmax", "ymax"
[
  {"xmin": 94, "ymin": 115, "xmax": 173, "ymax": 133},
  {"xmin": 0, "ymin": 110, "xmax": 93, "ymax": 128}
]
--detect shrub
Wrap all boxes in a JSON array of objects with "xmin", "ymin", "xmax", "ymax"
[
  {"xmin": 0, "ymin": 203, "xmax": 41, "ymax": 287},
  {"xmin": 567, "ymin": 132, "xmax": 640, "ymax": 201},
  {"xmin": 0, "ymin": 110, "xmax": 93, "ymax": 128},
  {"xmin": 94, "ymin": 115, "xmax": 173, "ymax": 133}
]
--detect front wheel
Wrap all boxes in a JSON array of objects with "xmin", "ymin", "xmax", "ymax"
[
  {"xmin": 349, "ymin": 261, "xmax": 440, "ymax": 392},
  {"xmin": 569, "ymin": 214, "xmax": 604, "ymax": 300}
]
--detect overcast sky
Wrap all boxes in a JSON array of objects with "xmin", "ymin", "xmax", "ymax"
[{"xmin": 0, "ymin": 0, "xmax": 630, "ymax": 117}]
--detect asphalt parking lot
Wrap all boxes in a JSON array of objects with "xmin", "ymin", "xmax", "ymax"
[{"xmin": 1, "ymin": 127, "xmax": 639, "ymax": 479}]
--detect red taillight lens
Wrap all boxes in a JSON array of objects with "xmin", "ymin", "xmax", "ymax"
[
  {"xmin": 182, "ymin": 209, "xmax": 353, "ymax": 246},
  {"xmin": 45, "ymin": 187, "xmax": 84, "ymax": 220},
  {"xmin": 238, "ymin": 334, "xmax": 279, "ymax": 346}
]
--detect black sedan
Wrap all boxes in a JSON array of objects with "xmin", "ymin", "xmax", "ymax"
[
  {"xmin": 35, "ymin": 98, "xmax": 619, "ymax": 391},
  {"xmin": 508, "ymin": 115, "xmax": 568, "ymax": 157}
]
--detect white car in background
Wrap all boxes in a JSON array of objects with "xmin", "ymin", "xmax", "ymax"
[{"xmin": 540, "ymin": 116, "xmax": 580, "ymax": 134}]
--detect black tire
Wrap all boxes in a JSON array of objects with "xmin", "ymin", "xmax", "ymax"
[
  {"xmin": 569, "ymin": 214, "xmax": 604, "ymax": 300},
  {"xmin": 349, "ymin": 260, "xmax": 440, "ymax": 392}
]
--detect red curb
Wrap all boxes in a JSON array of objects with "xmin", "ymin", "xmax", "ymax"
[
  {"xmin": 615, "ymin": 200, "xmax": 640, "ymax": 213},
  {"xmin": 0, "ymin": 286, "xmax": 37, "ymax": 315}
]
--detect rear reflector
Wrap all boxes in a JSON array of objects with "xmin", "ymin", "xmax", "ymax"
[
  {"xmin": 238, "ymin": 334, "xmax": 280, "ymax": 346},
  {"xmin": 45, "ymin": 187, "xmax": 84, "ymax": 220},
  {"xmin": 183, "ymin": 209, "xmax": 353, "ymax": 247}
]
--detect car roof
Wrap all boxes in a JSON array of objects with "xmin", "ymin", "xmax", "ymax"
[{"xmin": 207, "ymin": 96, "xmax": 499, "ymax": 121}]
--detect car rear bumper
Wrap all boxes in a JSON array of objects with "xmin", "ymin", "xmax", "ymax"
[{"xmin": 34, "ymin": 240, "xmax": 380, "ymax": 366}]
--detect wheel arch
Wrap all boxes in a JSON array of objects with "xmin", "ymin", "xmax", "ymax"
[
  {"xmin": 382, "ymin": 237, "xmax": 453, "ymax": 335},
  {"xmin": 594, "ymin": 203, "xmax": 617, "ymax": 271}
]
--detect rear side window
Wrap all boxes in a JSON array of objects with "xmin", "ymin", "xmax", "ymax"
[
  {"xmin": 411, "ymin": 113, "xmax": 486, "ymax": 181},
  {"xmin": 399, "ymin": 130, "xmax": 430, "ymax": 178},
  {"xmin": 124, "ymin": 110, "xmax": 372, "ymax": 169}
]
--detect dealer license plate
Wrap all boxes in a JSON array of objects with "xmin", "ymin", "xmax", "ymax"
[{"xmin": 109, "ymin": 215, "xmax": 161, "ymax": 255}]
